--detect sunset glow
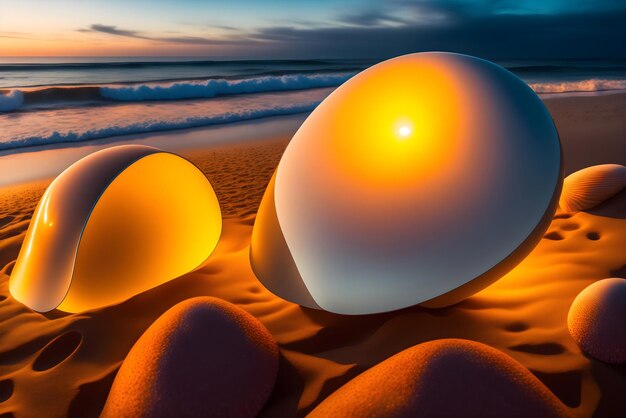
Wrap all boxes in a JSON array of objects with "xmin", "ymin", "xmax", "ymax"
[{"xmin": 0, "ymin": 0, "xmax": 623, "ymax": 58}]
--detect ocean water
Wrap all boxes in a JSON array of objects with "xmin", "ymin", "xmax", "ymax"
[{"xmin": 0, "ymin": 57, "xmax": 625, "ymax": 152}]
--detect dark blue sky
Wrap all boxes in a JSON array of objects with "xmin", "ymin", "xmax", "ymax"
[{"xmin": 1, "ymin": 0, "xmax": 624, "ymax": 59}]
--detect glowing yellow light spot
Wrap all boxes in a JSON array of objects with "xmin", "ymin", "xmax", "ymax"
[
  {"xmin": 398, "ymin": 125, "xmax": 411, "ymax": 138},
  {"xmin": 323, "ymin": 60, "xmax": 464, "ymax": 188}
]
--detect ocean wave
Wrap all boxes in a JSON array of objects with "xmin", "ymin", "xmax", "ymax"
[
  {"xmin": 529, "ymin": 79, "xmax": 626, "ymax": 93},
  {"xmin": 0, "ymin": 102, "xmax": 319, "ymax": 150},
  {"xmin": 100, "ymin": 73, "xmax": 354, "ymax": 101},
  {"xmin": 2, "ymin": 74, "xmax": 624, "ymax": 115},
  {"xmin": 0, "ymin": 73, "xmax": 353, "ymax": 112},
  {"xmin": 0, "ymin": 90, "xmax": 23, "ymax": 111}
]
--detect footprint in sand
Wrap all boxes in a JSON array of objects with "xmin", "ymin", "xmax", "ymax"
[
  {"xmin": 0, "ymin": 379, "xmax": 13, "ymax": 403},
  {"xmin": 503, "ymin": 321, "xmax": 529, "ymax": 332},
  {"xmin": 586, "ymin": 231, "xmax": 600, "ymax": 240},
  {"xmin": 559, "ymin": 222, "xmax": 580, "ymax": 231},
  {"xmin": 510, "ymin": 342, "xmax": 566, "ymax": 355},
  {"xmin": 544, "ymin": 231, "xmax": 565, "ymax": 241},
  {"xmin": 32, "ymin": 331, "xmax": 82, "ymax": 372},
  {"xmin": 0, "ymin": 216, "xmax": 14, "ymax": 229}
]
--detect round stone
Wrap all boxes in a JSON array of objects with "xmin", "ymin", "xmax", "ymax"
[
  {"xmin": 101, "ymin": 297, "xmax": 279, "ymax": 418},
  {"xmin": 568, "ymin": 278, "xmax": 626, "ymax": 364}
]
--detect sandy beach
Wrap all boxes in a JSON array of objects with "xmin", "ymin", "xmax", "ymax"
[{"xmin": 0, "ymin": 92, "xmax": 625, "ymax": 417}]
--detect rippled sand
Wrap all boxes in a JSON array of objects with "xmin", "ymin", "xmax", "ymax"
[{"xmin": 0, "ymin": 93, "xmax": 624, "ymax": 417}]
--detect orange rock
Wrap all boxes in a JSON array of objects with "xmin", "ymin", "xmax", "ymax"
[
  {"xmin": 101, "ymin": 297, "xmax": 278, "ymax": 418},
  {"xmin": 568, "ymin": 278, "xmax": 626, "ymax": 364},
  {"xmin": 308, "ymin": 339, "xmax": 571, "ymax": 418},
  {"xmin": 559, "ymin": 164, "xmax": 626, "ymax": 212}
]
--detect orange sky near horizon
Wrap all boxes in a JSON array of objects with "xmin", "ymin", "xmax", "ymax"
[
  {"xmin": 0, "ymin": 36, "xmax": 227, "ymax": 57},
  {"xmin": 0, "ymin": 0, "xmax": 291, "ymax": 57}
]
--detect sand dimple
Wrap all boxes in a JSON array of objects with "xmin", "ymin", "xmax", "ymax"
[
  {"xmin": 510, "ymin": 343, "xmax": 566, "ymax": 356},
  {"xmin": 544, "ymin": 231, "xmax": 565, "ymax": 240},
  {"xmin": 504, "ymin": 322, "xmax": 529, "ymax": 332},
  {"xmin": 560, "ymin": 223, "xmax": 580, "ymax": 231},
  {"xmin": 32, "ymin": 331, "xmax": 82, "ymax": 372},
  {"xmin": 0, "ymin": 380, "xmax": 13, "ymax": 403}
]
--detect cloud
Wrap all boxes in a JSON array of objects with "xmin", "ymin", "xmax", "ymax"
[
  {"xmin": 337, "ymin": 9, "xmax": 409, "ymax": 27},
  {"xmin": 80, "ymin": 23, "xmax": 247, "ymax": 45},
  {"xmin": 87, "ymin": 24, "xmax": 145, "ymax": 38},
  {"xmin": 76, "ymin": 1, "xmax": 626, "ymax": 60},
  {"xmin": 244, "ymin": 4, "xmax": 626, "ymax": 60}
]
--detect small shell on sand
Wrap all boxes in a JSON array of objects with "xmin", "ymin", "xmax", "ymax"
[
  {"xmin": 101, "ymin": 297, "xmax": 279, "ymax": 418},
  {"xmin": 308, "ymin": 339, "xmax": 571, "ymax": 418},
  {"xmin": 568, "ymin": 278, "xmax": 626, "ymax": 364},
  {"xmin": 559, "ymin": 164, "xmax": 626, "ymax": 212}
]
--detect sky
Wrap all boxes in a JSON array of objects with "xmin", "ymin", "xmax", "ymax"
[{"xmin": 0, "ymin": 0, "xmax": 625, "ymax": 59}]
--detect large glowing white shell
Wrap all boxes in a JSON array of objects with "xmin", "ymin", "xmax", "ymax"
[{"xmin": 251, "ymin": 52, "xmax": 561, "ymax": 315}]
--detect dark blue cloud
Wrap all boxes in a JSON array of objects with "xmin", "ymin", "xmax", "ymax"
[
  {"xmin": 80, "ymin": 24, "xmax": 247, "ymax": 45},
  {"xmin": 246, "ymin": 2, "xmax": 626, "ymax": 60},
  {"xmin": 80, "ymin": 1, "xmax": 626, "ymax": 59}
]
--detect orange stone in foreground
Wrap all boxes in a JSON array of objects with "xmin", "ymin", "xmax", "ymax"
[
  {"xmin": 568, "ymin": 278, "xmax": 626, "ymax": 364},
  {"xmin": 101, "ymin": 297, "xmax": 278, "ymax": 418},
  {"xmin": 309, "ymin": 339, "xmax": 572, "ymax": 418}
]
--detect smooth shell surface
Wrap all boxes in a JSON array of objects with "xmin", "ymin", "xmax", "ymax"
[
  {"xmin": 568, "ymin": 278, "xmax": 626, "ymax": 364},
  {"xmin": 308, "ymin": 339, "xmax": 571, "ymax": 418},
  {"xmin": 559, "ymin": 164, "xmax": 626, "ymax": 212},
  {"xmin": 101, "ymin": 297, "xmax": 279, "ymax": 418},
  {"xmin": 9, "ymin": 145, "xmax": 222, "ymax": 313},
  {"xmin": 251, "ymin": 52, "xmax": 561, "ymax": 314}
]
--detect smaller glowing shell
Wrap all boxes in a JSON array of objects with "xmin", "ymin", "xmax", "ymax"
[
  {"xmin": 559, "ymin": 164, "xmax": 626, "ymax": 212},
  {"xmin": 10, "ymin": 145, "xmax": 222, "ymax": 313}
]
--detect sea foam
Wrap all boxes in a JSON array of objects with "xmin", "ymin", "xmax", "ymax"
[
  {"xmin": 529, "ymin": 78, "xmax": 626, "ymax": 93},
  {"xmin": 100, "ymin": 73, "xmax": 354, "ymax": 102},
  {"xmin": 0, "ymin": 101, "xmax": 319, "ymax": 150}
]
